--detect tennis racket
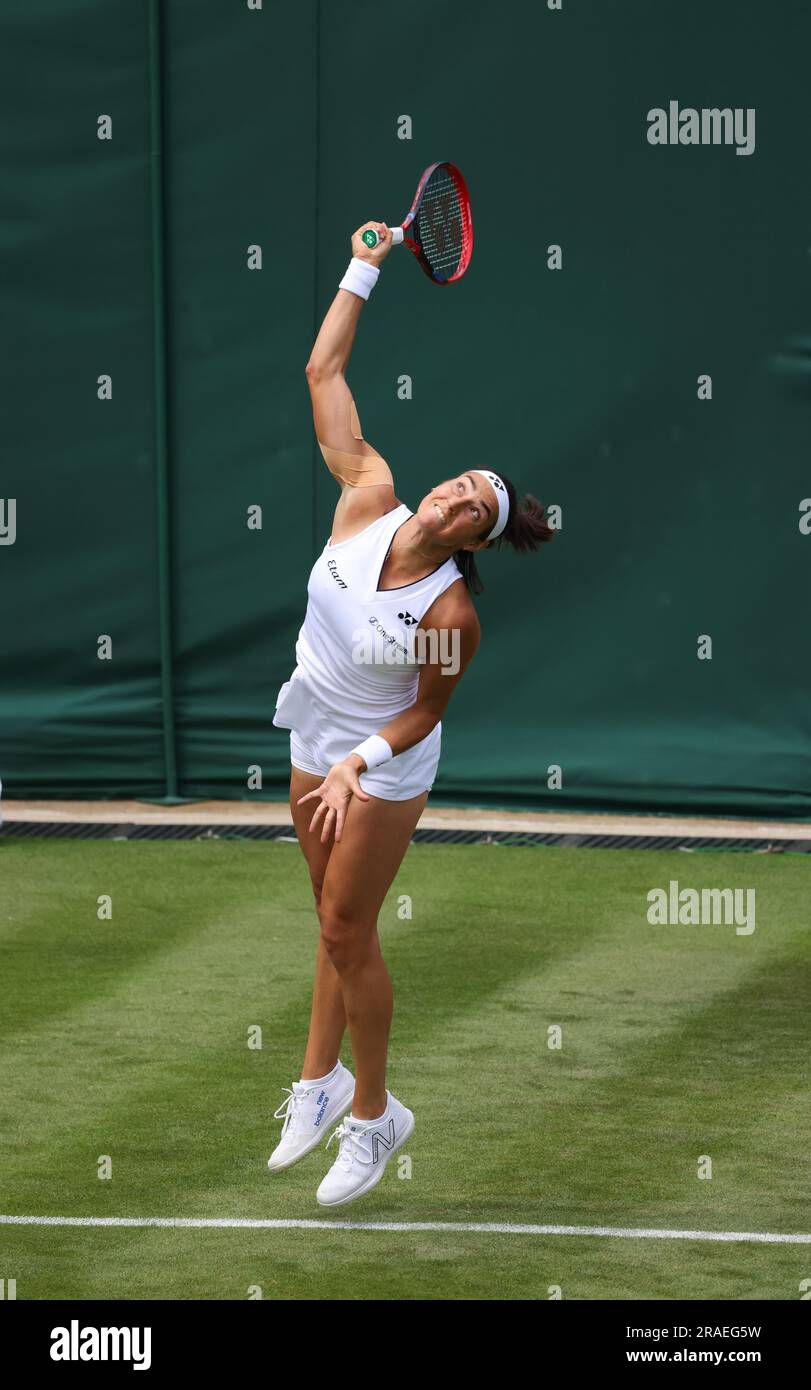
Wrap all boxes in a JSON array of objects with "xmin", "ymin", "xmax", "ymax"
[{"xmin": 362, "ymin": 161, "xmax": 473, "ymax": 285}]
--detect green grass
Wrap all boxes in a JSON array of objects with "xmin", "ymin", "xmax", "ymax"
[{"xmin": 0, "ymin": 839, "xmax": 809, "ymax": 1300}]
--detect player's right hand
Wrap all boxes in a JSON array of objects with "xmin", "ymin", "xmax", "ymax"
[
  {"xmin": 352, "ymin": 221, "xmax": 394, "ymax": 267},
  {"xmin": 296, "ymin": 760, "xmax": 370, "ymax": 844}
]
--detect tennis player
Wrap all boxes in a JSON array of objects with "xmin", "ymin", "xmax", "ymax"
[{"xmin": 268, "ymin": 221, "xmax": 554, "ymax": 1206}]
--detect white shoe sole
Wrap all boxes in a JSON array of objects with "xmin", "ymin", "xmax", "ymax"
[
  {"xmin": 267, "ymin": 1085, "xmax": 355, "ymax": 1173},
  {"xmin": 316, "ymin": 1108, "xmax": 415, "ymax": 1207}
]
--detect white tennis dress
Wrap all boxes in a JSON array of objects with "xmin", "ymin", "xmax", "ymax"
[{"xmin": 273, "ymin": 503, "xmax": 464, "ymax": 800}]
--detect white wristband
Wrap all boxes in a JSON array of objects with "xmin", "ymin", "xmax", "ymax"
[
  {"xmin": 349, "ymin": 734, "xmax": 393, "ymax": 771},
  {"xmin": 339, "ymin": 256, "xmax": 380, "ymax": 301}
]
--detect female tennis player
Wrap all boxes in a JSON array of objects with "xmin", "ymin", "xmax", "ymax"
[{"xmin": 267, "ymin": 221, "xmax": 554, "ymax": 1207}]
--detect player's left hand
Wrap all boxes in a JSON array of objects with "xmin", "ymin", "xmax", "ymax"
[{"xmin": 296, "ymin": 760, "xmax": 371, "ymax": 844}]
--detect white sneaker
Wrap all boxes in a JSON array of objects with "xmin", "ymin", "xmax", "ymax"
[
  {"xmin": 267, "ymin": 1062, "xmax": 355, "ymax": 1173},
  {"xmin": 316, "ymin": 1090, "xmax": 415, "ymax": 1207}
]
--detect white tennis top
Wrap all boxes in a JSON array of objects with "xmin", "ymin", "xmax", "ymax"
[{"xmin": 277, "ymin": 504, "xmax": 463, "ymax": 729}]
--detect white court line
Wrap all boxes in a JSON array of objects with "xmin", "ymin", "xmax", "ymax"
[{"xmin": 1, "ymin": 1215, "xmax": 809, "ymax": 1244}]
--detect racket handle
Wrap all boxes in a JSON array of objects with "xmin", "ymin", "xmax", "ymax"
[{"xmin": 361, "ymin": 226, "xmax": 404, "ymax": 249}]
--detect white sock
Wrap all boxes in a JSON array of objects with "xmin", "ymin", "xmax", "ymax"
[{"xmin": 299, "ymin": 1062, "xmax": 340, "ymax": 1087}]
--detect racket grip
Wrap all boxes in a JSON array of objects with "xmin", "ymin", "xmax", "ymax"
[{"xmin": 361, "ymin": 226, "xmax": 404, "ymax": 249}]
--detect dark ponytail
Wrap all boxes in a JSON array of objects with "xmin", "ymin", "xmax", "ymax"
[{"xmin": 452, "ymin": 472, "xmax": 555, "ymax": 595}]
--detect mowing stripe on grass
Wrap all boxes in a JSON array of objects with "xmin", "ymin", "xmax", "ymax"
[{"xmin": 2, "ymin": 1215, "xmax": 809, "ymax": 1243}]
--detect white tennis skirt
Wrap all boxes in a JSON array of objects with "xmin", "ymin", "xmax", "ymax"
[{"xmin": 274, "ymin": 667, "xmax": 441, "ymax": 802}]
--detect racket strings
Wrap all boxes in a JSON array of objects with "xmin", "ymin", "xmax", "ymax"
[{"xmin": 416, "ymin": 168, "xmax": 465, "ymax": 279}]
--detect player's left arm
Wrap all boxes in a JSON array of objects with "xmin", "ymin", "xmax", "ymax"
[
  {"xmin": 346, "ymin": 587, "xmax": 481, "ymax": 768},
  {"xmin": 300, "ymin": 588, "xmax": 478, "ymax": 841}
]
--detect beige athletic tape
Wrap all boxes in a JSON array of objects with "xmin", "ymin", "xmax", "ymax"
[
  {"xmin": 318, "ymin": 440, "xmax": 394, "ymax": 487},
  {"xmin": 318, "ymin": 392, "xmax": 393, "ymax": 487}
]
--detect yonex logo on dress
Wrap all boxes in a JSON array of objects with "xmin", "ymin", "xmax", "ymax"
[
  {"xmin": 398, "ymin": 611, "xmax": 417, "ymax": 626},
  {"xmin": 326, "ymin": 559, "xmax": 347, "ymax": 589}
]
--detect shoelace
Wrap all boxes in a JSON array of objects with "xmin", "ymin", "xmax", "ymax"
[
  {"xmin": 325, "ymin": 1120, "xmax": 374, "ymax": 1172},
  {"xmin": 273, "ymin": 1085, "xmax": 316, "ymax": 1139}
]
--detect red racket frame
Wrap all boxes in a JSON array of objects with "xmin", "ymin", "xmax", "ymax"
[{"xmin": 397, "ymin": 161, "xmax": 473, "ymax": 285}]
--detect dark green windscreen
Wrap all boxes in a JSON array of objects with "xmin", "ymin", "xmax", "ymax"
[{"xmin": 2, "ymin": 0, "xmax": 809, "ymax": 819}]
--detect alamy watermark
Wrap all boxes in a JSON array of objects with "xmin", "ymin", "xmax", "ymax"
[
  {"xmin": 351, "ymin": 621, "xmax": 460, "ymax": 676},
  {"xmin": 50, "ymin": 1322, "xmax": 151, "ymax": 1370},
  {"xmin": 647, "ymin": 102, "xmax": 755, "ymax": 156},
  {"xmin": 646, "ymin": 879, "xmax": 756, "ymax": 935}
]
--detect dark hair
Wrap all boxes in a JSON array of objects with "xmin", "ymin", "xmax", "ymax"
[{"xmin": 452, "ymin": 471, "xmax": 555, "ymax": 595}]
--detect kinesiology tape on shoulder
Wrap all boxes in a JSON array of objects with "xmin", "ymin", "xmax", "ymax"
[
  {"xmin": 318, "ymin": 442, "xmax": 393, "ymax": 487},
  {"xmin": 318, "ymin": 394, "xmax": 393, "ymax": 487}
]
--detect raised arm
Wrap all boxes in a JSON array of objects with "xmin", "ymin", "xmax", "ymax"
[{"xmin": 305, "ymin": 222, "xmax": 396, "ymax": 504}]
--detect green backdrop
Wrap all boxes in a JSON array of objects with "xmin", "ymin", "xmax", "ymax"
[{"xmin": 2, "ymin": 0, "xmax": 809, "ymax": 817}]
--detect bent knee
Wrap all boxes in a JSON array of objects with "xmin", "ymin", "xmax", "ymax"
[{"xmin": 319, "ymin": 908, "xmax": 375, "ymax": 972}]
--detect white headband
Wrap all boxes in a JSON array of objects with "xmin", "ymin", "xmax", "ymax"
[{"xmin": 471, "ymin": 469, "xmax": 510, "ymax": 540}]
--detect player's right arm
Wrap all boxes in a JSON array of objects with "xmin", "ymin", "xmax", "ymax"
[{"xmin": 305, "ymin": 224, "xmax": 399, "ymax": 536}]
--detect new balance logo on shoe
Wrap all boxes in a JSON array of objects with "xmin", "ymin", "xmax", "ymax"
[
  {"xmin": 314, "ymin": 1091, "xmax": 329, "ymax": 1127},
  {"xmin": 370, "ymin": 1118, "xmax": 396, "ymax": 1164}
]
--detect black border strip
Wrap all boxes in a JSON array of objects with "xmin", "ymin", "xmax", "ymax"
[{"xmin": 0, "ymin": 822, "xmax": 808, "ymax": 853}]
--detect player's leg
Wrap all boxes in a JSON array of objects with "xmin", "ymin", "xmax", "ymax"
[
  {"xmin": 288, "ymin": 766, "xmax": 347, "ymax": 1078},
  {"xmin": 266, "ymin": 766, "xmax": 356, "ymax": 1174},
  {"xmin": 318, "ymin": 787, "xmax": 429, "ymax": 1119}
]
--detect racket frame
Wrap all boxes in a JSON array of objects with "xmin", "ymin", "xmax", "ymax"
[{"xmin": 396, "ymin": 160, "xmax": 473, "ymax": 285}]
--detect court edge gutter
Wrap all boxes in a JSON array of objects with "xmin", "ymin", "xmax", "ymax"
[
  {"xmin": 1, "ymin": 1215, "xmax": 809, "ymax": 1244},
  {"xmin": 0, "ymin": 821, "xmax": 808, "ymax": 853}
]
